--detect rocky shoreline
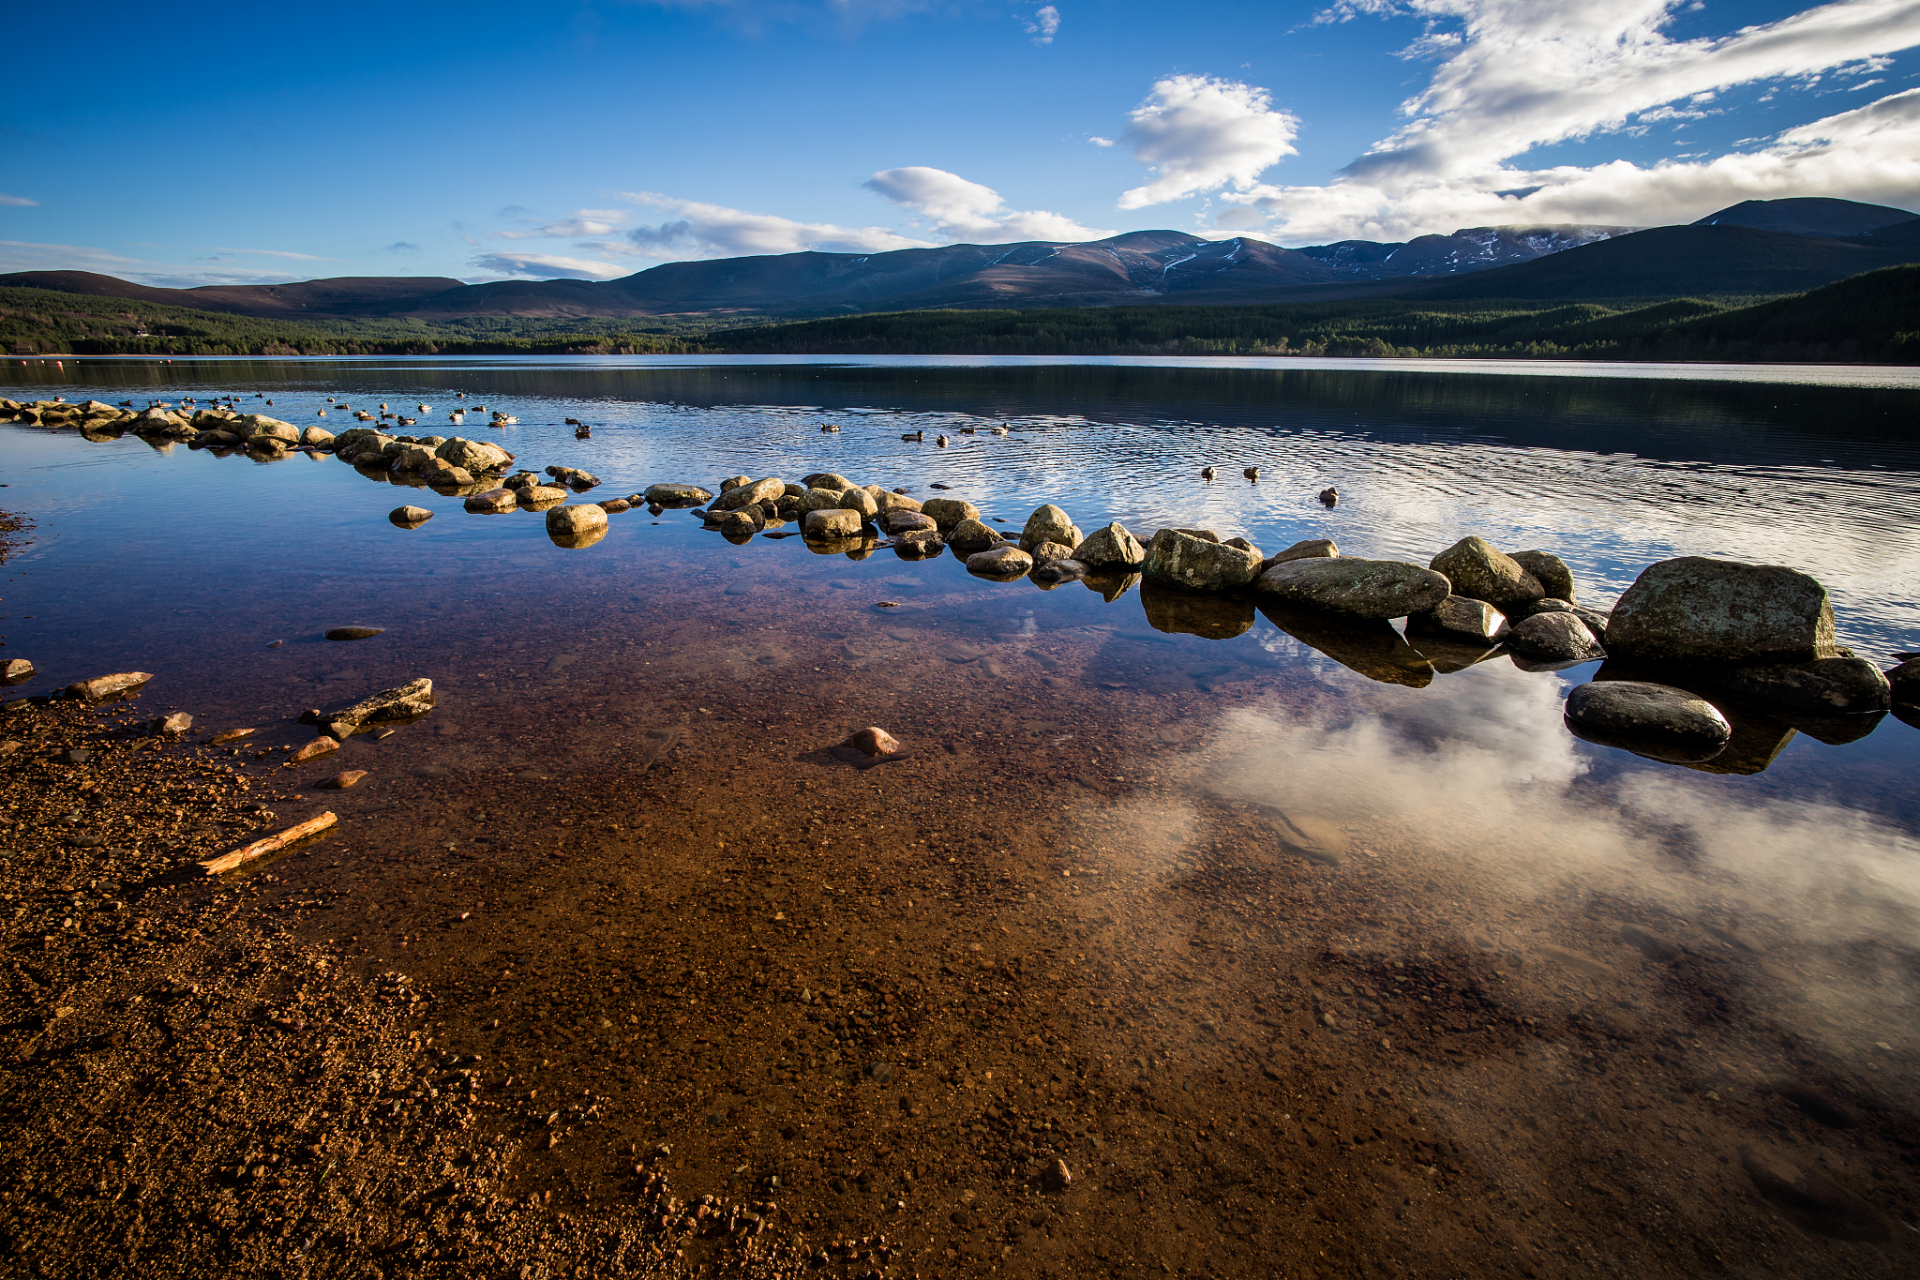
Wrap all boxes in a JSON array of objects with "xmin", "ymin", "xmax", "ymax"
[{"xmin": 3, "ymin": 395, "xmax": 1913, "ymax": 775}]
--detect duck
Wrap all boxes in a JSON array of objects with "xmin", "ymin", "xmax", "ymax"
[
  {"xmin": 990, "ymin": 424, "xmax": 1009, "ymax": 437},
  {"xmin": 960, "ymin": 426, "xmax": 977, "ymax": 435},
  {"xmin": 1244, "ymin": 466, "xmax": 1261, "ymax": 481},
  {"xmin": 820, "ymin": 423, "xmax": 841, "ymax": 433},
  {"xmin": 1201, "ymin": 466, "xmax": 1216, "ymax": 481},
  {"xmin": 936, "ymin": 435, "xmax": 950, "ymax": 447},
  {"xmin": 1319, "ymin": 487, "xmax": 1339, "ymax": 507},
  {"xmin": 418, "ymin": 403, "xmax": 431, "ymax": 413},
  {"xmin": 902, "ymin": 430, "xmax": 924, "ymax": 442},
  {"xmin": 565, "ymin": 417, "xmax": 582, "ymax": 426},
  {"xmin": 575, "ymin": 424, "xmax": 591, "ymax": 439}
]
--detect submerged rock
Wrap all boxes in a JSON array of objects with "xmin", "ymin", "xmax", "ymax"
[
  {"xmin": 1605, "ymin": 557, "xmax": 1836, "ymax": 664},
  {"xmin": 1031, "ymin": 558, "xmax": 1088, "ymax": 585},
  {"xmin": 1143, "ymin": 529, "xmax": 1263, "ymax": 592},
  {"xmin": 1255, "ymin": 557, "xmax": 1450, "ymax": 619},
  {"xmin": 1, "ymin": 659, "xmax": 34, "ymax": 685},
  {"xmin": 320, "ymin": 677, "xmax": 434, "ymax": 740},
  {"xmin": 388, "ymin": 505, "xmax": 433, "ymax": 528},
  {"xmin": 1429, "ymin": 537, "xmax": 1545, "ymax": 610},
  {"xmin": 1070, "ymin": 521, "xmax": 1146, "ymax": 569},
  {"xmin": 464, "ymin": 488, "xmax": 518, "ymax": 514},
  {"xmin": 324, "ymin": 626, "xmax": 386, "ymax": 641}
]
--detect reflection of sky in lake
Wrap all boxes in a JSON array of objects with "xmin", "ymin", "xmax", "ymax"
[{"xmin": 4, "ymin": 355, "xmax": 1916, "ymax": 833}]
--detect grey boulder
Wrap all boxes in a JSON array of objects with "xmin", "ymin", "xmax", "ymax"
[
  {"xmin": 1429, "ymin": 537, "xmax": 1546, "ymax": 610},
  {"xmin": 1020, "ymin": 504, "xmax": 1083, "ymax": 552},
  {"xmin": 1407, "ymin": 594, "xmax": 1509, "ymax": 644},
  {"xmin": 546, "ymin": 504, "xmax": 608, "ymax": 536},
  {"xmin": 1605, "ymin": 557, "xmax": 1836, "ymax": 664},
  {"xmin": 1564, "ymin": 681, "xmax": 1731, "ymax": 749},
  {"xmin": 946, "ymin": 518, "xmax": 1005, "ymax": 554},
  {"xmin": 1070, "ymin": 521, "xmax": 1146, "ymax": 569},
  {"xmin": 1711, "ymin": 656, "xmax": 1892, "ymax": 715},
  {"xmin": 1262, "ymin": 539, "xmax": 1337, "ymax": 571},
  {"xmin": 1255, "ymin": 557, "xmax": 1450, "ymax": 620},
  {"xmin": 644, "ymin": 483, "xmax": 712, "ymax": 506},
  {"xmin": 711, "ymin": 477, "xmax": 785, "ymax": 510},
  {"xmin": 1505, "ymin": 612, "xmax": 1605, "ymax": 664},
  {"xmin": 1511, "ymin": 549, "xmax": 1576, "ymax": 602},
  {"xmin": 967, "ymin": 546, "xmax": 1033, "ymax": 576},
  {"xmin": 1143, "ymin": 529, "xmax": 1263, "ymax": 592},
  {"xmin": 921, "ymin": 497, "xmax": 981, "ymax": 528},
  {"xmin": 803, "ymin": 509, "xmax": 864, "ymax": 540}
]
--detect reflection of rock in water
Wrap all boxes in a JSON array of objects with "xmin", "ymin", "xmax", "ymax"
[
  {"xmin": 1404, "ymin": 632, "xmax": 1506, "ymax": 674},
  {"xmin": 549, "ymin": 524, "xmax": 609, "ymax": 550},
  {"xmin": 1767, "ymin": 706, "xmax": 1884, "ymax": 747},
  {"xmin": 1081, "ymin": 569, "xmax": 1140, "ymax": 604},
  {"xmin": 1586, "ymin": 662, "xmax": 1798, "ymax": 775},
  {"xmin": 1141, "ymin": 581, "xmax": 1255, "ymax": 640},
  {"xmin": 1259, "ymin": 603, "xmax": 1434, "ymax": 688}
]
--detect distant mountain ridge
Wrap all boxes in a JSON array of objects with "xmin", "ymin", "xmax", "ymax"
[{"xmin": 3, "ymin": 198, "xmax": 1913, "ymax": 318}]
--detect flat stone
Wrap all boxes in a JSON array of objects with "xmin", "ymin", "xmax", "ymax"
[
  {"xmin": 644, "ymin": 483, "xmax": 713, "ymax": 506},
  {"xmin": 324, "ymin": 626, "xmax": 386, "ymax": 641},
  {"xmin": 288, "ymin": 736, "xmax": 340, "ymax": 764},
  {"xmin": 321, "ymin": 677, "xmax": 435, "ymax": 739},
  {"xmin": 1256, "ymin": 557, "xmax": 1450, "ymax": 620},
  {"xmin": 884, "ymin": 510, "xmax": 938, "ymax": 535},
  {"xmin": 210, "ymin": 728, "xmax": 256, "ymax": 745},
  {"xmin": 67, "ymin": 672, "xmax": 154, "ymax": 702},
  {"xmin": 1563, "ymin": 680, "xmax": 1731, "ymax": 748},
  {"xmin": 1263, "ymin": 538, "xmax": 1338, "ymax": 570},
  {"xmin": 1605, "ymin": 557, "xmax": 1837, "ymax": 664},
  {"xmin": 464, "ymin": 488, "xmax": 518, "ymax": 514},
  {"xmin": 151, "ymin": 711, "xmax": 193, "ymax": 737},
  {"xmin": 322, "ymin": 770, "xmax": 369, "ymax": 789}
]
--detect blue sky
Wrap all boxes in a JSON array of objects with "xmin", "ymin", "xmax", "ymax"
[{"xmin": 4, "ymin": 0, "xmax": 1919, "ymax": 286}]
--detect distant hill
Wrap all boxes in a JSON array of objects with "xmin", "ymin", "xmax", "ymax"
[
  {"xmin": 1692, "ymin": 197, "xmax": 1913, "ymax": 237},
  {"xmin": 0, "ymin": 271, "xmax": 468, "ymax": 317},
  {"xmin": 1411, "ymin": 224, "xmax": 1920, "ymax": 301}
]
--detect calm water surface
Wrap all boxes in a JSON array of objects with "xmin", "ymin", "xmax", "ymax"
[{"xmin": 5, "ymin": 355, "xmax": 1919, "ymax": 1273}]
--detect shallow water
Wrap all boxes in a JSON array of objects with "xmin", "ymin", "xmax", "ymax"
[{"xmin": 5, "ymin": 355, "xmax": 1920, "ymax": 1274}]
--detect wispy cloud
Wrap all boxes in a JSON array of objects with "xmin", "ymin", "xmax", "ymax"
[
  {"xmin": 497, "ymin": 209, "xmax": 631, "ymax": 240},
  {"xmin": 864, "ymin": 166, "xmax": 1115, "ymax": 242},
  {"xmin": 384, "ymin": 241, "xmax": 422, "ymax": 254},
  {"xmin": 615, "ymin": 191, "xmax": 933, "ymax": 259},
  {"xmin": 470, "ymin": 251, "xmax": 632, "ymax": 281},
  {"xmin": 0, "ymin": 239, "xmax": 300, "ymax": 287},
  {"xmin": 214, "ymin": 247, "xmax": 338, "ymax": 261},
  {"xmin": 0, "ymin": 193, "xmax": 37, "ymax": 207},
  {"xmin": 1220, "ymin": 0, "xmax": 1920, "ymax": 242},
  {"xmin": 1117, "ymin": 75, "xmax": 1301, "ymax": 209}
]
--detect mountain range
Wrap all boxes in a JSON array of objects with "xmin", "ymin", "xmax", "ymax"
[{"xmin": 4, "ymin": 197, "xmax": 1916, "ymax": 320}]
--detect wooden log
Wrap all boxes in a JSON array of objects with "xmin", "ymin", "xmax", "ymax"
[{"xmin": 199, "ymin": 812, "xmax": 337, "ymax": 876}]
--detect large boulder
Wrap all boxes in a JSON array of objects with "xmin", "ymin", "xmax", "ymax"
[
  {"xmin": 1511, "ymin": 549, "xmax": 1576, "ymax": 602},
  {"xmin": 884, "ymin": 510, "xmax": 938, "ymax": 535},
  {"xmin": 947, "ymin": 519, "xmax": 1004, "ymax": 554},
  {"xmin": 1255, "ymin": 557, "xmax": 1450, "ymax": 620},
  {"xmin": 1406, "ymin": 595, "xmax": 1509, "ymax": 644},
  {"xmin": 1020, "ymin": 504, "xmax": 1082, "ymax": 552},
  {"xmin": 1143, "ymin": 529, "xmax": 1263, "ymax": 592},
  {"xmin": 1564, "ymin": 681, "xmax": 1731, "ymax": 752},
  {"xmin": 1430, "ymin": 537, "xmax": 1545, "ymax": 610},
  {"xmin": 873, "ymin": 489, "xmax": 922, "ymax": 514},
  {"xmin": 712, "ymin": 477, "xmax": 785, "ymax": 511},
  {"xmin": 1505, "ymin": 612, "xmax": 1605, "ymax": 665},
  {"xmin": 1710, "ymin": 656, "xmax": 1892, "ymax": 715},
  {"xmin": 235, "ymin": 415, "xmax": 300, "ymax": 444},
  {"xmin": 838, "ymin": 488, "xmax": 881, "ymax": 518},
  {"xmin": 921, "ymin": 497, "xmax": 981, "ymax": 528},
  {"xmin": 1028, "ymin": 541, "xmax": 1076, "ymax": 565},
  {"xmin": 302, "ymin": 426, "xmax": 335, "ymax": 447},
  {"xmin": 798, "ymin": 488, "xmax": 848, "ymax": 515},
  {"xmin": 803, "ymin": 509, "xmax": 864, "ymax": 540},
  {"xmin": 802, "ymin": 472, "xmax": 855, "ymax": 491},
  {"xmin": 437, "ymin": 437, "xmax": 513, "ymax": 473},
  {"xmin": 1605, "ymin": 557, "xmax": 1837, "ymax": 664},
  {"xmin": 1071, "ymin": 521, "xmax": 1146, "ymax": 569}
]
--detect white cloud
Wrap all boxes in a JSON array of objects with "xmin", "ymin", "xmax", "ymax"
[
  {"xmin": 497, "ymin": 209, "xmax": 630, "ymax": 240},
  {"xmin": 469, "ymin": 251, "xmax": 633, "ymax": 281},
  {"xmin": 1229, "ymin": 0, "xmax": 1920, "ymax": 242},
  {"xmin": 863, "ymin": 166, "xmax": 1117, "ymax": 242},
  {"xmin": 1024, "ymin": 5, "xmax": 1060, "ymax": 45},
  {"xmin": 214, "ymin": 247, "xmax": 338, "ymax": 261},
  {"xmin": 0, "ymin": 194, "xmax": 37, "ymax": 207},
  {"xmin": 1088, "ymin": 135, "xmax": 1115, "ymax": 148},
  {"xmin": 0, "ymin": 239, "xmax": 302, "ymax": 287},
  {"xmin": 1117, "ymin": 75, "xmax": 1301, "ymax": 209},
  {"xmin": 615, "ymin": 191, "xmax": 934, "ymax": 259}
]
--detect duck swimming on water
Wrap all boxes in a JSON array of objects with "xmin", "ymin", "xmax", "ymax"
[{"xmin": 1201, "ymin": 466, "xmax": 1216, "ymax": 481}]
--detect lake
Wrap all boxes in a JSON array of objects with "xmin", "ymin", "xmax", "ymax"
[{"xmin": 4, "ymin": 354, "xmax": 1918, "ymax": 1277}]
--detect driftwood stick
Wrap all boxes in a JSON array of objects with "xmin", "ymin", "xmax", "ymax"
[{"xmin": 199, "ymin": 812, "xmax": 338, "ymax": 876}]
